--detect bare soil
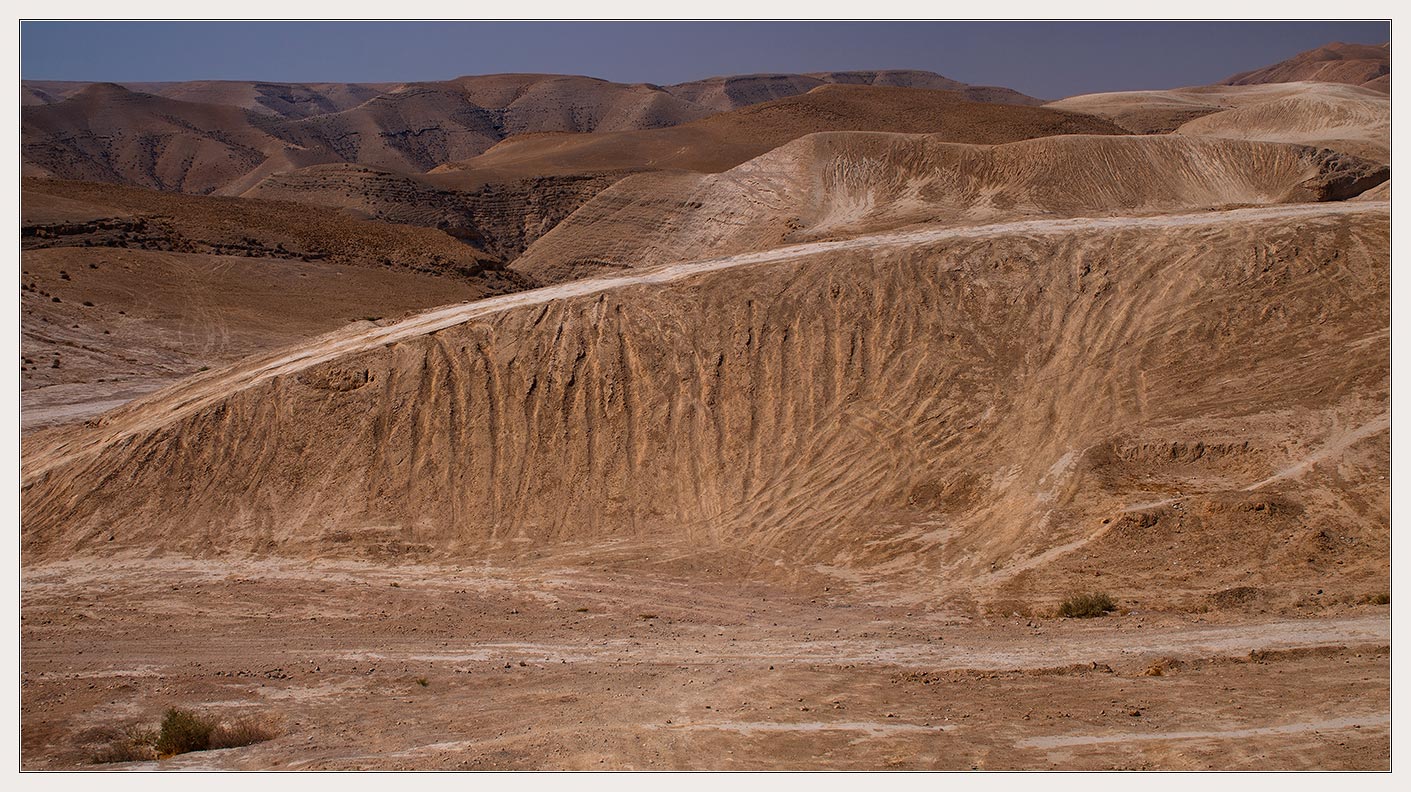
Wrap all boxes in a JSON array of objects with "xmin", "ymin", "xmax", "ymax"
[
  {"xmin": 18, "ymin": 66, "xmax": 1392, "ymax": 772},
  {"xmin": 19, "ymin": 556, "xmax": 1389, "ymax": 770}
]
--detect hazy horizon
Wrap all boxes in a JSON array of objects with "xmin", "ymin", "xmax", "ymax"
[{"xmin": 21, "ymin": 20, "xmax": 1390, "ymax": 99}]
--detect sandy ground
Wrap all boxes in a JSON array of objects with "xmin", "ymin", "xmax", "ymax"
[
  {"xmin": 19, "ymin": 555, "xmax": 1388, "ymax": 770},
  {"xmin": 19, "ymin": 181, "xmax": 1390, "ymax": 775}
]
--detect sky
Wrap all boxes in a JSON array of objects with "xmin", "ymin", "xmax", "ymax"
[{"xmin": 20, "ymin": 20, "xmax": 1391, "ymax": 100}]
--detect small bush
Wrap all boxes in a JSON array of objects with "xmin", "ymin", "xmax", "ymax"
[
  {"xmin": 155, "ymin": 708, "xmax": 217, "ymax": 756},
  {"xmin": 1368, "ymin": 592, "xmax": 1391, "ymax": 605},
  {"xmin": 89, "ymin": 709, "xmax": 281, "ymax": 763},
  {"xmin": 415, "ymin": 677, "xmax": 429, "ymax": 687},
  {"xmin": 88, "ymin": 726, "xmax": 159, "ymax": 764},
  {"xmin": 208, "ymin": 715, "xmax": 282, "ymax": 750},
  {"xmin": 1059, "ymin": 592, "xmax": 1118, "ymax": 618}
]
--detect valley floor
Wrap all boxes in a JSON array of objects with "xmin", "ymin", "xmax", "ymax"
[{"xmin": 20, "ymin": 555, "xmax": 1389, "ymax": 770}]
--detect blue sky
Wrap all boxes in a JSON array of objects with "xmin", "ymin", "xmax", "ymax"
[{"xmin": 21, "ymin": 20, "xmax": 1390, "ymax": 99}]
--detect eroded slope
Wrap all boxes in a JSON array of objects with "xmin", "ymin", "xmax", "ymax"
[
  {"xmin": 511, "ymin": 133, "xmax": 1387, "ymax": 285},
  {"xmin": 21, "ymin": 202, "xmax": 1389, "ymax": 611},
  {"xmin": 1047, "ymin": 82, "xmax": 1389, "ymax": 161},
  {"xmin": 433, "ymin": 85, "xmax": 1121, "ymax": 182}
]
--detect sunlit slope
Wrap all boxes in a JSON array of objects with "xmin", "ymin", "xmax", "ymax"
[
  {"xmin": 512, "ymin": 132, "xmax": 1386, "ymax": 284},
  {"xmin": 1047, "ymin": 82, "xmax": 1388, "ymax": 161},
  {"xmin": 22, "ymin": 202, "xmax": 1388, "ymax": 607}
]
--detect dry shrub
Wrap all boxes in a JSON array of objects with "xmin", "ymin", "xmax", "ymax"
[
  {"xmin": 88, "ymin": 708, "xmax": 281, "ymax": 763},
  {"xmin": 88, "ymin": 725, "xmax": 159, "ymax": 764},
  {"xmin": 209, "ymin": 714, "xmax": 283, "ymax": 750},
  {"xmin": 1209, "ymin": 585, "xmax": 1262, "ymax": 609},
  {"xmin": 1059, "ymin": 592, "xmax": 1117, "ymax": 618}
]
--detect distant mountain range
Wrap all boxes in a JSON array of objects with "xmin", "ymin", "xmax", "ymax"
[{"xmin": 20, "ymin": 70, "xmax": 1039, "ymax": 195}]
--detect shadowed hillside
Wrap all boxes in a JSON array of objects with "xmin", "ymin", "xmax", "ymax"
[
  {"xmin": 242, "ymin": 86, "xmax": 1123, "ymax": 259},
  {"xmin": 20, "ymin": 178, "xmax": 527, "ymax": 428}
]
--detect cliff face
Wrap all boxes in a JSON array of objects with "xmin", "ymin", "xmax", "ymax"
[{"xmin": 244, "ymin": 165, "xmax": 622, "ymax": 266}]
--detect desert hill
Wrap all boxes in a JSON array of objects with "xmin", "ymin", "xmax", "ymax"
[
  {"xmin": 20, "ymin": 83, "xmax": 321, "ymax": 194},
  {"xmin": 430, "ymin": 85, "xmax": 1123, "ymax": 183},
  {"xmin": 20, "ymin": 200, "xmax": 1389, "ymax": 611},
  {"xmin": 663, "ymin": 68, "xmax": 1041, "ymax": 111},
  {"xmin": 23, "ymin": 178, "xmax": 513, "ymax": 279},
  {"xmin": 21, "ymin": 70, "xmax": 1043, "ymax": 195},
  {"xmin": 1222, "ymin": 41, "xmax": 1389, "ymax": 92},
  {"xmin": 1047, "ymin": 82, "xmax": 1389, "ymax": 162},
  {"xmin": 21, "ymin": 178, "xmax": 526, "ymax": 428},
  {"xmin": 449, "ymin": 74, "xmax": 714, "ymax": 135},
  {"xmin": 1173, "ymin": 83, "xmax": 1389, "ymax": 163},
  {"xmin": 243, "ymin": 165, "xmax": 622, "ymax": 263},
  {"xmin": 18, "ymin": 41, "xmax": 1393, "ymax": 771},
  {"xmin": 22, "ymin": 81, "xmax": 517, "ymax": 194},
  {"xmin": 22, "ymin": 78, "xmax": 399, "ymax": 118},
  {"xmin": 510, "ymin": 133, "xmax": 1388, "ymax": 285},
  {"xmin": 242, "ymin": 86, "xmax": 1123, "ymax": 260}
]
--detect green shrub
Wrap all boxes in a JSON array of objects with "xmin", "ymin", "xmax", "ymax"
[
  {"xmin": 1059, "ymin": 592, "xmax": 1118, "ymax": 618},
  {"xmin": 155, "ymin": 708, "xmax": 216, "ymax": 756},
  {"xmin": 91, "ymin": 708, "xmax": 281, "ymax": 762}
]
